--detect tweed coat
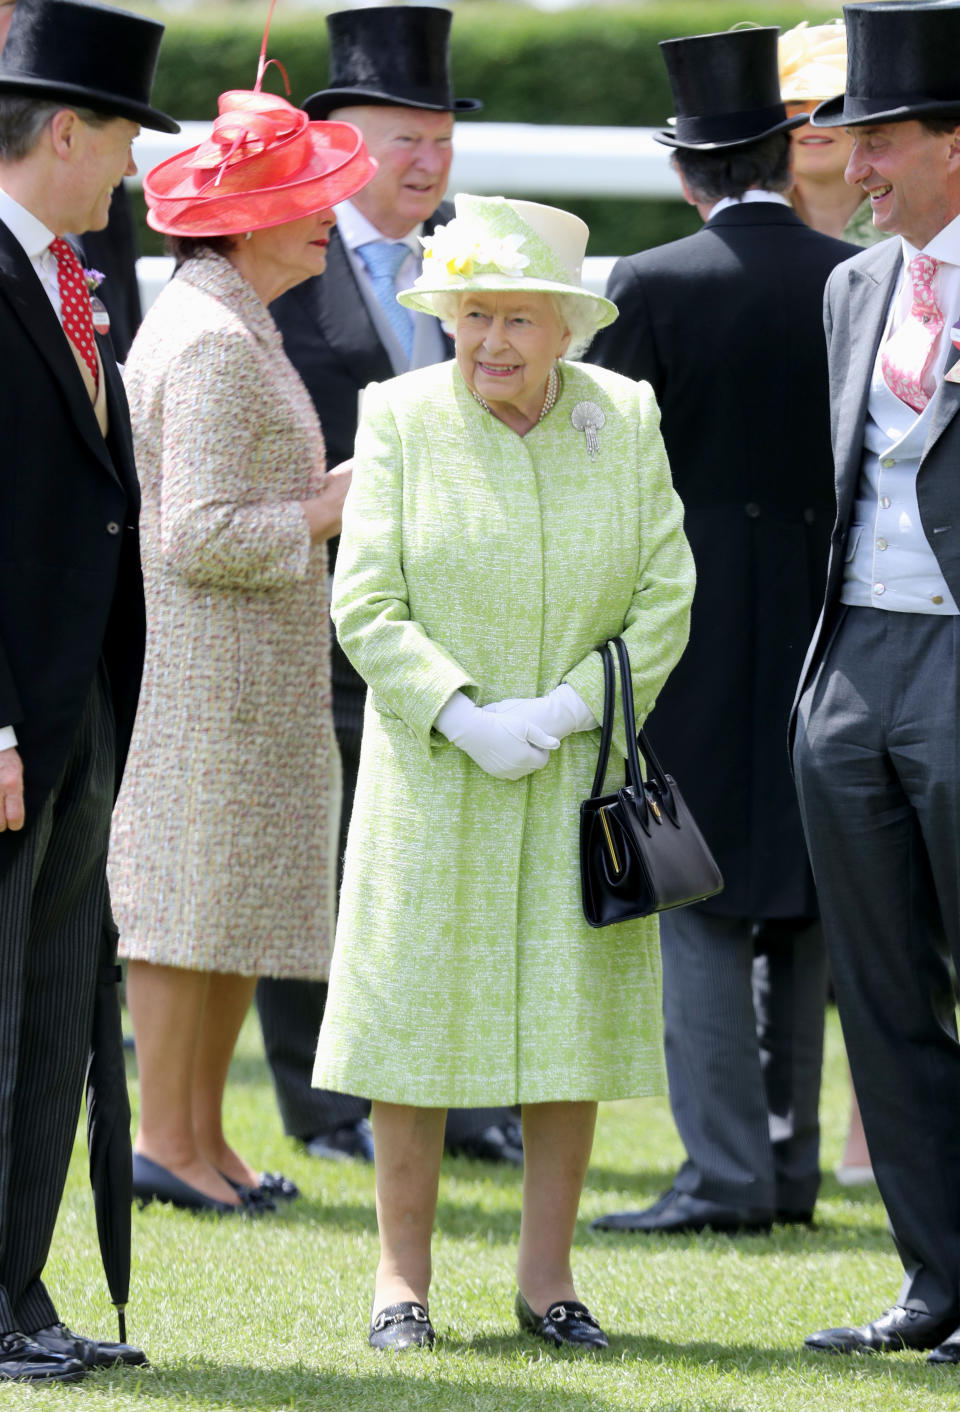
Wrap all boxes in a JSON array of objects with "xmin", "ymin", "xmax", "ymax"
[
  {"xmin": 110, "ymin": 253, "xmax": 339, "ymax": 978},
  {"xmin": 314, "ymin": 359, "xmax": 695, "ymax": 1106}
]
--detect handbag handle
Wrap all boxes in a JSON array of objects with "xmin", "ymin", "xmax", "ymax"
[
  {"xmin": 611, "ymin": 636, "xmax": 680, "ymax": 830},
  {"xmin": 589, "ymin": 640, "xmax": 616, "ymax": 798}
]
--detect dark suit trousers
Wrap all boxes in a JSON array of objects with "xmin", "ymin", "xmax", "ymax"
[
  {"xmin": 0, "ymin": 671, "xmax": 114, "ymax": 1333},
  {"xmin": 794, "ymin": 606, "xmax": 960, "ymax": 1320},
  {"xmin": 661, "ymin": 907, "xmax": 826, "ymax": 1214},
  {"xmin": 255, "ymin": 642, "xmax": 514, "ymax": 1145}
]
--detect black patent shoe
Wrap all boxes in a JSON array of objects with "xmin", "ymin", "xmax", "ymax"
[
  {"xmin": 219, "ymin": 1172, "xmax": 277, "ymax": 1212},
  {"xmin": 0, "ymin": 1331, "xmax": 86, "ymax": 1383},
  {"xmin": 132, "ymin": 1153, "xmax": 249, "ymax": 1214},
  {"xmin": 515, "ymin": 1291, "xmax": 609, "ymax": 1350},
  {"xmin": 257, "ymin": 1171, "xmax": 300, "ymax": 1201},
  {"xmin": 368, "ymin": 1302, "xmax": 435, "ymax": 1351},
  {"xmin": 805, "ymin": 1306, "xmax": 959, "ymax": 1354},
  {"xmin": 32, "ymin": 1323, "xmax": 147, "ymax": 1369}
]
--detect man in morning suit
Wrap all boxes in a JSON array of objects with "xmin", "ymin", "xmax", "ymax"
[
  {"xmin": 589, "ymin": 26, "xmax": 853, "ymax": 1235},
  {"xmin": 0, "ymin": 0, "xmax": 176, "ymax": 1382},
  {"xmin": 793, "ymin": 1, "xmax": 960, "ymax": 1364},
  {"xmin": 264, "ymin": 5, "xmax": 522, "ymax": 1167}
]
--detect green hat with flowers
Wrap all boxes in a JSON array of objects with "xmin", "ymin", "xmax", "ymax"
[{"xmin": 397, "ymin": 193, "xmax": 618, "ymax": 332}]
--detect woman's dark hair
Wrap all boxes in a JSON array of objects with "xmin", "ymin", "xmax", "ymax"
[
  {"xmin": 167, "ymin": 235, "xmax": 238, "ymax": 268},
  {"xmin": 672, "ymin": 131, "xmax": 791, "ymax": 204}
]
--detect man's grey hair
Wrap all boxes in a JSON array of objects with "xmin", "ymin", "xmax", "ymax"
[
  {"xmin": 432, "ymin": 289, "xmax": 601, "ymax": 360},
  {"xmin": 0, "ymin": 95, "xmax": 111, "ymax": 162}
]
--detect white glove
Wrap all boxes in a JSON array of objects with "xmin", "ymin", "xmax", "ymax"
[
  {"xmin": 483, "ymin": 683, "xmax": 598, "ymax": 742},
  {"xmin": 435, "ymin": 690, "xmax": 559, "ymax": 780}
]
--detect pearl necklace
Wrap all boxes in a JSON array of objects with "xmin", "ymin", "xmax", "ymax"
[{"xmin": 470, "ymin": 363, "xmax": 560, "ymax": 424}]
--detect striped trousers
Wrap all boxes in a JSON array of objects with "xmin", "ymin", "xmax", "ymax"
[{"xmin": 0, "ymin": 672, "xmax": 114, "ymax": 1334}]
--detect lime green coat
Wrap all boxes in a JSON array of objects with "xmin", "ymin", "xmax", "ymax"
[{"xmin": 315, "ymin": 359, "xmax": 695, "ymax": 1105}]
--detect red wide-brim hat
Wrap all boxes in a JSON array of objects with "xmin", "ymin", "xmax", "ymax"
[{"xmin": 144, "ymin": 89, "xmax": 377, "ymax": 237}]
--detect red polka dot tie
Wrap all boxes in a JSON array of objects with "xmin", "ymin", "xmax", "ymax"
[{"xmin": 49, "ymin": 236, "xmax": 99, "ymax": 392}]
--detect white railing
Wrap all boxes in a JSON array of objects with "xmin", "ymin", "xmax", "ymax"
[{"xmin": 132, "ymin": 121, "xmax": 679, "ymax": 310}]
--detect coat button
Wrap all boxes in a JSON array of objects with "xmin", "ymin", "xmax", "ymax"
[
  {"xmin": 882, "ymin": 458, "xmax": 895, "ymax": 469},
  {"xmin": 745, "ymin": 502, "xmax": 760, "ymax": 518},
  {"xmin": 106, "ymin": 521, "xmax": 120, "ymax": 535},
  {"xmin": 874, "ymin": 582, "xmax": 885, "ymax": 595},
  {"xmin": 881, "ymin": 496, "xmax": 891, "ymax": 509},
  {"xmin": 932, "ymin": 595, "xmax": 944, "ymax": 605},
  {"xmin": 877, "ymin": 537, "xmax": 888, "ymax": 551}
]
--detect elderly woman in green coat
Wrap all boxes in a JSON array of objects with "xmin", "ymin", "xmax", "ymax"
[{"xmin": 315, "ymin": 194, "xmax": 695, "ymax": 1352}]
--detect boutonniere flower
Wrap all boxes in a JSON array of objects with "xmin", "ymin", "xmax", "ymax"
[{"xmin": 83, "ymin": 267, "xmax": 105, "ymax": 296}]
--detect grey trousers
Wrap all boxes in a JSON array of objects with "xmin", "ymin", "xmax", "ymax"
[
  {"xmin": 0, "ymin": 673, "xmax": 114, "ymax": 1334},
  {"xmin": 660, "ymin": 906, "xmax": 827, "ymax": 1215},
  {"xmin": 794, "ymin": 606, "xmax": 960, "ymax": 1320}
]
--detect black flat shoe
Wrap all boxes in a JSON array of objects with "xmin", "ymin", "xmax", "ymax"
[
  {"xmin": 257, "ymin": 1171, "xmax": 300, "ymax": 1201},
  {"xmin": 515, "ymin": 1291, "xmax": 608, "ymax": 1350},
  {"xmin": 368, "ymin": 1302, "xmax": 435, "ymax": 1351},
  {"xmin": 218, "ymin": 1172, "xmax": 277, "ymax": 1212},
  {"xmin": 132, "ymin": 1153, "xmax": 249, "ymax": 1214}
]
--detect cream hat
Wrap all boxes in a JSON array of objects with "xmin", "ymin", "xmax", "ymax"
[
  {"xmin": 778, "ymin": 20, "xmax": 847, "ymax": 103},
  {"xmin": 397, "ymin": 193, "xmax": 617, "ymax": 332}
]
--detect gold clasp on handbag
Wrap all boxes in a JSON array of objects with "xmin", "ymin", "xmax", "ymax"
[{"xmin": 599, "ymin": 806, "xmax": 621, "ymax": 874}]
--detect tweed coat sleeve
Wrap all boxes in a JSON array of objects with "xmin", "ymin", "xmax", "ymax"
[
  {"xmin": 562, "ymin": 379, "xmax": 695, "ymax": 756},
  {"xmin": 156, "ymin": 327, "xmax": 311, "ymax": 590},
  {"xmin": 331, "ymin": 380, "xmax": 477, "ymax": 750}
]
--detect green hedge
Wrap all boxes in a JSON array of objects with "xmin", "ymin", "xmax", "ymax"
[{"xmin": 131, "ymin": 1, "xmax": 842, "ymax": 256}]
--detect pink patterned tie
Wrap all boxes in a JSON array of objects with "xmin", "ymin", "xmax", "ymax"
[
  {"xmin": 49, "ymin": 237, "xmax": 99, "ymax": 392},
  {"xmin": 881, "ymin": 253, "xmax": 943, "ymax": 412}
]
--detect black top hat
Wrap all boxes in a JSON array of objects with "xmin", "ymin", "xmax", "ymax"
[
  {"xmin": 655, "ymin": 27, "xmax": 804, "ymax": 151},
  {"xmin": 303, "ymin": 5, "xmax": 481, "ymax": 120},
  {"xmin": 812, "ymin": 2, "xmax": 960, "ymax": 128},
  {"xmin": 0, "ymin": 0, "xmax": 178, "ymax": 134}
]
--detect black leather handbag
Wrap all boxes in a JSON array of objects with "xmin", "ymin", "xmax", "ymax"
[{"xmin": 579, "ymin": 637, "xmax": 723, "ymax": 927}]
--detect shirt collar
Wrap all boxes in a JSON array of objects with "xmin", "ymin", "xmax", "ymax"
[
  {"xmin": 334, "ymin": 199, "xmax": 423, "ymax": 256},
  {"xmin": 0, "ymin": 187, "xmax": 55, "ymax": 261},
  {"xmin": 709, "ymin": 190, "xmax": 792, "ymax": 219},
  {"xmin": 903, "ymin": 209, "xmax": 960, "ymax": 269}
]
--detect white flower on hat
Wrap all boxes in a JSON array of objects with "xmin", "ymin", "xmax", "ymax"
[{"xmin": 420, "ymin": 219, "xmax": 529, "ymax": 281}]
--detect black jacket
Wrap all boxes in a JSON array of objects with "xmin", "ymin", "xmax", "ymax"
[{"xmin": 590, "ymin": 203, "xmax": 855, "ymax": 917}]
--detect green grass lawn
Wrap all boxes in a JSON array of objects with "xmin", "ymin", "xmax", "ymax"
[{"xmin": 11, "ymin": 1007, "xmax": 957, "ymax": 1410}]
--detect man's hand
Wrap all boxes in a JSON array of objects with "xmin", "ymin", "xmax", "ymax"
[{"xmin": 0, "ymin": 747, "xmax": 24, "ymax": 831}]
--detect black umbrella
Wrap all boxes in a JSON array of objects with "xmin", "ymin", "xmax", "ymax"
[{"xmin": 85, "ymin": 916, "xmax": 132, "ymax": 1343}]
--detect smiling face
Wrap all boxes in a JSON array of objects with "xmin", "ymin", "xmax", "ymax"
[
  {"xmin": 786, "ymin": 101, "xmax": 854, "ymax": 184},
  {"xmin": 844, "ymin": 119, "xmax": 960, "ymax": 247},
  {"xmin": 455, "ymin": 291, "xmax": 571, "ymax": 427},
  {"xmin": 64, "ymin": 114, "xmax": 139, "ymax": 234},
  {"xmin": 335, "ymin": 104, "xmax": 453, "ymax": 238}
]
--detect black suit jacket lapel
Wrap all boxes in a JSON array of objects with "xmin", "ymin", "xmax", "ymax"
[
  {"xmin": 316, "ymin": 229, "xmax": 394, "ymax": 384},
  {"xmin": 0, "ymin": 220, "xmax": 120, "ymax": 482}
]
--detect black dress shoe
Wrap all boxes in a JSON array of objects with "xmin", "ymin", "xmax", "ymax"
[
  {"xmin": 368, "ymin": 1302, "xmax": 435, "ymax": 1351},
  {"xmin": 257, "ymin": 1171, "xmax": 300, "ymax": 1201},
  {"xmin": 446, "ymin": 1124, "xmax": 523, "ymax": 1166},
  {"xmin": 515, "ymin": 1291, "xmax": 608, "ymax": 1350},
  {"xmin": 591, "ymin": 1188, "xmax": 772, "ymax": 1234},
  {"xmin": 805, "ymin": 1306, "xmax": 960, "ymax": 1354},
  {"xmin": 928, "ymin": 1324, "xmax": 960, "ymax": 1364},
  {"xmin": 32, "ymin": 1323, "xmax": 147, "ymax": 1369},
  {"xmin": 0, "ymin": 1331, "xmax": 86, "ymax": 1383},
  {"xmin": 132, "ymin": 1152, "xmax": 249, "ymax": 1213},
  {"xmin": 305, "ymin": 1118, "xmax": 375, "ymax": 1163}
]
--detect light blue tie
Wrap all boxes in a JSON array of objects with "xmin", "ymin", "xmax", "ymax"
[{"xmin": 357, "ymin": 240, "xmax": 415, "ymax": 362}]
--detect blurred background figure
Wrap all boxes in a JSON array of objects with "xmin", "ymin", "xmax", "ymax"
[
  {"xmin": 779, "ymin": 16, "xmax": 878, "ymax": 1189},
  {"xmin": 109, "ymin": 80, "xmax": 376, "ymax": 1214},
  {"xmin": 265, "ymin": 4, "xmax": 522, "ymax": 1170},
  {"xmin": 589, "ymin": 26, "xmax": 854, "ymax": 1237},
  {"xmin": 317, "ymin": 193, "xmax": 694, "ymax": 1350}
]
